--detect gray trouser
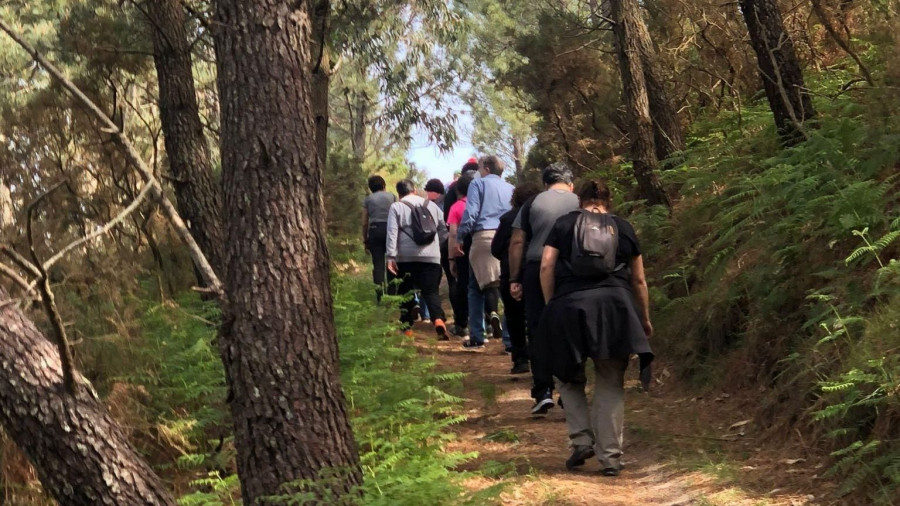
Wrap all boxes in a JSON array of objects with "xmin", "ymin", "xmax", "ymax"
[{"xmin": 556, "ymin": 358, "xmax": 628, "ymax": 469}]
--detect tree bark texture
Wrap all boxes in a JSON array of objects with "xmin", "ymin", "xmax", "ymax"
[
  {"xmin": 0, "ymin": 287, "xmax": 175, "ymax": 505},
  {"xmin": 739, "ymin": 0, "xmax": 816, "ymax": 143},
  {"xmin": 146, "ymin": 0, "xmax": 225, "ymax": 275},
  {"xmin": 610, "ymin": 0, "xmax": 672, "ymax": 207},
  {"xmin": 213, "ymin": 1, "xmax": 362, "ymax": 503},
  {"xmin": 311, "ymin": 0, "xmax": 331, "ymax": 170},
  {"xmin": 636, "ymin": 36, "xmax": 685, "ymax": 164}
]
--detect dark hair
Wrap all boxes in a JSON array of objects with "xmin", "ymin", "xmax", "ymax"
[
  {"xmin": 396, "ymin": 179, "xmax": 415, "ymax": 197},
  {"xmin": 461, "ymin": 161, "xmax": 480, "ymax": 174},
  {"xmin": 424, "ymin": 178, "xmax": 445, "ymax": 194},
  {"xmin": 542, "ymin": 162, "xmax": 574, "ymax": 186},
  {"xmin": 577, "ymin": 179, "xmax": 612, "ymax": 208},
  {"xmin": 367, "ymin": 175, "xmax": 386, "ymax": 193},
  {"xmin": 456, "ymin": 172, "xmax": 476, "ymax": 197},
  {"xmin": 479, "ymin": 155, "xmax": 505, "ymax": 176},
  {"xmin": 511, "ymin": 182, "xmax": 541, "ymax": 208}
]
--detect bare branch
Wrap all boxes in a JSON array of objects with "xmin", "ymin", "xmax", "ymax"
[
  {"xmin": 26, "ymin": 182, "xmax": 77, "ymax": 395},
  {"xmin": 0, "ymin": 262, "xmax": 31, "ymax": 294},
  {"xmin": 0, "ymin": 18, "xmax": 224, "ymax": 300}
]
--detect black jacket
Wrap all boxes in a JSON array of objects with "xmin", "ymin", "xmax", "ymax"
[{"xmin": 491, "ymin": 207, "xmax": 520, "ymax": 283}]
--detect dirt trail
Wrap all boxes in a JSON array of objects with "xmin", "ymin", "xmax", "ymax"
[{"xmin": 408, "ymin": 322, "xmax": 834, "ymax": 505}]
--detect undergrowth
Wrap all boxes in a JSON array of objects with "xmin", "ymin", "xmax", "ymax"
[
  {"xmin": 640, "ymin": 66, "xmax": 900, "ymax": 503},
  {"xmin": 113, "ymin": 272, "xmax": 489, "ymax": 505}
]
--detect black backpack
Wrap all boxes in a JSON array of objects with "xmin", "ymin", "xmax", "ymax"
[
  {"xmin": 400, "ymin": 201, "xmax": 438, "ymax": 245},
  {"xmin": 570, "ymin": 210, "xmax": 623, "ymax": 278}
]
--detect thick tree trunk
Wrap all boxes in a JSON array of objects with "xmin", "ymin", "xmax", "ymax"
[
  {"xmin": 213, "ymin": 1, "xmax": 362, "ymax": 503},
  {"xmin": 610, "ymin": 0, "xmax": 671, "ymax": 207},
  {"xmin": 146, "ymin": 0, "xmax": 224, "ymax": 275},
  {"xmin": 0, "ymin": 287, "xmax": 175, "ymax": 505},
  {"xmin": 739, "ymin": 0, "xmax": 816, "ymax": 144}
]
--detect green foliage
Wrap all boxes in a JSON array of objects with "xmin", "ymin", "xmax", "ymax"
[{"xmin": 640, "ymin": 69, "xmax": 900, "ymax": 501}]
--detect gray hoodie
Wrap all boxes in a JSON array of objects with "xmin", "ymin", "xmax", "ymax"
[{"xmin": 386, "ymin": 194, "xmax": 447, "ymax": 264}]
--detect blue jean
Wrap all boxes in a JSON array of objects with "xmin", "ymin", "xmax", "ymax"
[
  {"xmin": 467, "ymin": 265, "xmax": 500, "ymax": 344},
  {"xmin": 467, "ymin": 267, "xmax": 486, "ymax": 344}
]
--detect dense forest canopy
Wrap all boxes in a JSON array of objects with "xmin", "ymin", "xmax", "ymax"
[{"xmin": 0, "ymin": 0, "xmax": 899, "ymax": 504}]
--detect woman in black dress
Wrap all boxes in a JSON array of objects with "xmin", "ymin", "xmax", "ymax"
[{"xmin": 538, "ymin": 179, "xmax": 653, "ymax": 476}]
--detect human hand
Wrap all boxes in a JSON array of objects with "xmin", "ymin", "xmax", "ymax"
[
  {"xmin": 387, "ymin": 259, "xmax": 399, "ymax": 276},
  {"xmin": 510, "ymin": 282, "xmax": 523, "ymax": 301},
  {"xmin": 642, "ymin": 318, "xmax": 653, "ymax": 339}
]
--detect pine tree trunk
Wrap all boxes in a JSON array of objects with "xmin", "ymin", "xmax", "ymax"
[
  {"xmin": 637, "ymin": 42, "xmax": 685, "ymax": 163},
  {"xmin": 212, "ymin": 0, "xmax": 362, "ymax": 503},
  {"xmin": 146, "ymin": 0, "xmax": 224, "ymax": 275},
  {"xmin": 739, "ymin": 0, "xmax": 816, "ymax": 144},
  {"xmin": 512, "ymin": 137, "xmax": 525, "ymax": 185},
  {"xmin": 0, "ymin": 288, "xmax": 175, "ymax": 505},
  {"xmin": 610, "ymin": 0, "xmax": 671, "ymax": 207},
  {"xmin": 311, "ymin": 0, "xmax": 331, "ymax": 170}
]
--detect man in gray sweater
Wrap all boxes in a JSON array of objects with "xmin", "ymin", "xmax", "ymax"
[{"xmin": 386, "ymin": 179, "xmax": 449, "ymax": 338}]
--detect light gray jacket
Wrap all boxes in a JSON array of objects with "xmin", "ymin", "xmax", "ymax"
[{"xmin": 386, "ymin": 195, "xmax": 447, "ymax": 264}]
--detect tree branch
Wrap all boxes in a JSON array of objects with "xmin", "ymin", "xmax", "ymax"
[{"xmin": 0, "ymin": 18, "xmax": 224, "ymax": 300}]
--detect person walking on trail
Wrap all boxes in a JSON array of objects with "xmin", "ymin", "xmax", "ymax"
[
  {"xmin": 386, "ymin": 179, "xmax": 449, "ymax": 339},
  {"xmin": 457, "ymin": 155, "xmax": 514, "ymax": 348},
  {"xmin": 362, "ymin": 175, "xmax": 397, "ymax": 303},
  {"xmin": 444, "ymin": 158, "xmax": 480, "ymax": 219},
  {"xmin": 509, "ymin": 162, "xmax": 580, "ymax": 415},
  {"xmin": 447, "ymin": 172, "xmax": 476, "ymax": 338},
  {"xmin": 425, "ymin": 178, "xmax": 454, "ymax": 325},
  {"xmin": 492, "ymin": 182, "xmax": 541, "ymax": 372},
  {"xmin": 539, "ymin": 179, "xmax": 654, "ymax": 476}
]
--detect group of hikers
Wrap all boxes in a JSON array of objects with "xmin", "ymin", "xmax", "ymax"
[{"xmin": 361, "ymin": 156, "xmax": 654, "ymax": 476}]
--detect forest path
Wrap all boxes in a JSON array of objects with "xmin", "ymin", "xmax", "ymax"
[{"xmin": 407, "ymin": 322, "xmax": 831, "ymax": 505}]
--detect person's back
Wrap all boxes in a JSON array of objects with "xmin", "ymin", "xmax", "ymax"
[
  {"xmin": 387, "ymin": 193, "xmax": 444, "ymax": 264},
  {"xmin": 517, "ymin": 189, "xmax": 580, "ymax": 264},
  {"xmin": 364, "ymin": 190, "xmax": 396, "ymax": 225}
]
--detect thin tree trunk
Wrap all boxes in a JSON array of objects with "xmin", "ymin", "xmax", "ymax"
[
  {"xmin": 311, "ymin": 0, "xmax": 331, "ymax": 170},
  {"xmin": 637, "ymin": 40, "xmax": 685, "ymax": 164},
  {"xmin": 610, "ymin": 0, "xmax": 671, "ymax": 207},
  {"xmin": 212, "ymin": 0, "xmax": 362, "ymax": 502},
  {"xmin": 146, "ymin": 0, "xmax": 224, "ymax": 276},
  {"xmin": 512, "ymin": 137, "xmax": 525, "ymax": 185},
  {"xmin": 739, "ymin": 0, "xmax": 816, "ymax": 144},
  {"xmin": 0, "ymin": 287, "xmax": 176, "ymax": 505},
  {"xmin": 810, "ymin": 0, "xmax": 874, "ymax": 85}
]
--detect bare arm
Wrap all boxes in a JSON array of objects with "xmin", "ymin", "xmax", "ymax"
[
  {"xmin": 539, "ymin": 245, "xmax": 559, "ymax": 304},
  {"xmin": 630, "ymin": 255, "xmax": 653, "ymax": 338},
  {"xmin": 509, "ymin": 228, "xmax": 526, "ymax": 300},
  {"xmin": 448, "ymin": 223, "xmax": 460, "ymax": 258},
  {"xmin": 362, "ymin": 208, "xmax": 369, "ymax": 249}
]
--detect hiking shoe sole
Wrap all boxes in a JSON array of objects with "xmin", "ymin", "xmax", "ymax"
[
  {"xmin": 489, "ymin": 312, "xmax": 502, "ymax": 340},
  {"xmin": 566, "ymin": 446, "xmax": 596, "ymax": 470},
  {"xmin": 530, "ymin": 397, "xmax": 555, "ymax": 415},
  {"xmin": 461, "ymin": 340, "xmax": 485, "ymax": 349}
]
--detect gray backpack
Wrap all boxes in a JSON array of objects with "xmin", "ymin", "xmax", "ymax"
[{"xmin": 570, "ymin": 210, "xmax": 623, "ymax": 278}]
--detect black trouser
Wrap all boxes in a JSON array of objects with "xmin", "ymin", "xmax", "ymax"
[
  {"xmin": 452, "ymin": 256, "xmax": 470, "ymax": 327},
  {"xmin": 524, "ymin": 261, "xmax": 554, "ymax": 400},
  {"xmin": 367, "ymin": 222, "xmax": 391, "ymax": 302},
  {"xmin": 500, "ymin": 278, "xmax": 527, "ymax": 365},
  {"xmin": 396, "ymin": 262, "xmax": 445, "ymax": 327},
  {"xmin": 441, "ymin": 242, "xmax": 463, "ymax": 324}
]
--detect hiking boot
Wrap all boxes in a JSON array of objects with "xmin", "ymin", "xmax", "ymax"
[
  {"xmin": 434, "ymin": 319, "xmax": 448, "ymax": 341},
  {"xmin": 600, "ymin": 466, "xmax": 621, "ymax": 477},
  {"xmin": 402, "ymin": 329, "xmax": 414, "ymax": 337},
  {"xmin": 510, "ymin": 362, "xmax": 530, "ymax": 375},
  {"xmin": 489, "ymin": 312, "xmax": 502, "ymax": 340},
  {"xmin": 409, "ymin": 304, "xmax": 420, "ymax": 322},
  {"xmin": 461, "ymin": 339, "xmax": 484, "ymax": 350},
  {"xmin": 530, "ymin": 395, "xmax": 555, "ymax": 415},
  {"xmin": 565, "ymin": 445, "xmax": 596, "ymax": 470}
]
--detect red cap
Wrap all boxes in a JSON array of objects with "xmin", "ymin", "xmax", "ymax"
[{"xmin": 467, "ymin": 157, "xmax": 478, "ymax": 163}]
